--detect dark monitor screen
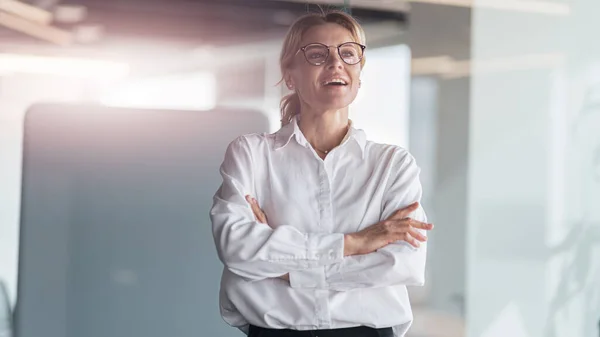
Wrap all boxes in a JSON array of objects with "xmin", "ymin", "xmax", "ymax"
[{"xmin": 15, "ymin": 104, "xmax": 269, "ymax": 337}]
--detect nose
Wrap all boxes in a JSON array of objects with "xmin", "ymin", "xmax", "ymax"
[{"xmin": 325, "ymin": 48, "xmax": 344, "ymax": 70}]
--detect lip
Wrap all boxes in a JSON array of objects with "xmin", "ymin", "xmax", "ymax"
[{"xmin": 320, "ymin": 74, "xmax": 350, "ymax": 86}]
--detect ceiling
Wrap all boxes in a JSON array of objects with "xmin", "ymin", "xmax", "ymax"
[{"xmin": 0, "ymin": 0, "xmax": 407, "ymax": 51}]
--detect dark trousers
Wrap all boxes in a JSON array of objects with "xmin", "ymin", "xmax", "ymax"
[{"xmin": 248, "ymin": 325, "xmax": 394, "ymax": 337}]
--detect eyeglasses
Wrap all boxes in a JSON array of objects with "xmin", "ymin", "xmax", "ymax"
[{"xmin": 296, "ymin": 42, "xmax": 366, "ymax": 66}]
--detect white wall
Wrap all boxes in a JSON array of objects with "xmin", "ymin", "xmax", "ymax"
[
  {"xmin": 351, "ymin": 44, "xmax": 411, "ymax": 147},
  {"xmin": 468, "ymin": 1, "xmax": 600, "ymax": 336}
]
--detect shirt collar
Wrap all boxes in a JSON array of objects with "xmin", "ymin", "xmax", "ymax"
[{"xmin": 273, "ymin": 115, "xmax": 366, "ymax": 158}]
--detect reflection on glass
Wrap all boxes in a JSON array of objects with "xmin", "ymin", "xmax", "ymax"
[
  {"xmin": 545, "ymin": 79, "xmax": 600, "ymax": 337},
  {"xmin": 0, "ymin": 280, "xmax": 11, "ymax": 337}
]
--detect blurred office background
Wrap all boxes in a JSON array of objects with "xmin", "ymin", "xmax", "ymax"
[{"xmin": 0, "ymin": 0, "xmax": 599, "ymax": 336}]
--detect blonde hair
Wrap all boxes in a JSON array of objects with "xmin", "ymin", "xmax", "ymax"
[{"xmin": 279, "ymin": 10, "xmax": 367, "ymax": 126}]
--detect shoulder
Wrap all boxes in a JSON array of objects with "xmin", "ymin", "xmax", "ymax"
[
  {"xmin": 220, "ymin": 133, "xmax": 271, "ymax": 169},
  {"xmin": 223, "ymin": 132, "xmax": 278, "ymax": 163},
  {"xmin": 365, "ymin": 142, "xmax": 422, "ymax": 197},
  {"xmin": 364, "ymin": 140, "xmax": 417, "ymax": 169},
  {"xmin": 226, "ymin": 132, "xmax": 271, "ymax": 151}
]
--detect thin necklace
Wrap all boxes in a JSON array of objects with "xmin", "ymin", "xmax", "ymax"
[
  {"xmin": 314, "ymin": 147, "xmax": 330, "ymax": 154},
  {"xmin": 311, "ymin": 124, "xmax": 350, "ymax": 155}
]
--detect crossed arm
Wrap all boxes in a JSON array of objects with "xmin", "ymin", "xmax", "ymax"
[{"xmin": 210, "ymin": 137, "xmax": 433, "ymax": 291}]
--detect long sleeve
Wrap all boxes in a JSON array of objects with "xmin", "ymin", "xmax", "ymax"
[
  {"xmin": 289, "ymin": 150, "xmax": 427, "ymax": 291},
  {"xmin": 210, "ymin": 136, "xmax": 345, "ymax": 281}
]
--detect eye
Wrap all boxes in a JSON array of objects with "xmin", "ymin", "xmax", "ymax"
[
  {"xmin": 340, "ymin": 45, "xmax": 359, "ymax": 57},
  {"xmin": 341, "ymin": 50, "xmax": 356, "ymax": 58},
  {"xmin": 308, "ymin": 51, "xmax": 327, "ymax": 59}
]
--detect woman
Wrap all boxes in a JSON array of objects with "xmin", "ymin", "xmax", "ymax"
[{"xmin": 210, "ymin": 10, "xmax": 433, "ymax": 337}]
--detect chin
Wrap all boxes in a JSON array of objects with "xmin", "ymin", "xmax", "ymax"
[
  {"xmin": 317, "ymin": 96, "xmax": 356, "ymax": 110},
  {"xmin": 318, "ymin": 101, "xmax": 352, "ymax": 111}
]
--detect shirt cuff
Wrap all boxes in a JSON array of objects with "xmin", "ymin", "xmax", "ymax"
[
  {"xmin": 306, "ymin": 232, "xmax": 345, "ymax": 265},
  {"xmin": 289, "ymin": 267, "xmax": 327, "ymax": 289}
]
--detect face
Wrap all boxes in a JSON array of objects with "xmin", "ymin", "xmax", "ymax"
[{"xmin": 286, "ymin": 23, "xmax": 362, "ymax": 112}]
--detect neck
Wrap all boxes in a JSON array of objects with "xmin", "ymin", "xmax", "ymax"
[{"xmin": 298, "ymin": 106, "xmax": 350, "ymax": 154}]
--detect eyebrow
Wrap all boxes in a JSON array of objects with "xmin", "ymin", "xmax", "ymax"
[{"xmin": 302, "ymin": 41, "xmax": 358, "ymax": 47}]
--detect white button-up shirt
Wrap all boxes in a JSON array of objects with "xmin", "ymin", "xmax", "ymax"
[{"xmin": 210, "ymin": 117, "xmax": 428, "ymax": 337}]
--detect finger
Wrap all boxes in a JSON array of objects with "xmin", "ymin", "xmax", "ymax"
[
  {"xmin": 252, "ymin": 198, "xmax": 265, "ymax": 217},
  {"xmin": 257, "ymin": 210, "xmax": 267, "ymax": 224},
  {"xmin": 246, "ymin": 195, "xmax": 260, "ymax": 211},
  {"xmin": 387, "ymin": 218, "xmax": 432, "ymax": 231},
  {"xmin": 246, "ymin": 195, "xmax": 264, "ymax": 221},
  {"xmin": 409, "ymin": 227, "xmax": 428, "ymax": 242},
  {"xmin": 388, "ymin": 202, "xmax": 420, "ymax": 219},
  {"xmin": 403, "ymin": 232, "xmax": 421, "ymax": 248},
  {"xmin": 245, "ymin": 195, "xmax": 259, "ymax": 215},
  {"xmin": 404, "ymin": 218, "xmax": 433, "ymax": 230},
  {"xmin": 253, "ymin": 206, "xmax": 266, "ymax": 223},
  {"xmin": 245, "ymin": 195, "xmax": 258, "ymax": 210},
  {"xmin": 250, "ymin": 198, "xmax": 268, "ymax": 224}
]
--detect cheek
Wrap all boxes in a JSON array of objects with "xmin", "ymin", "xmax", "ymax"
[
  {"xmin": 350, "ymin": 70, "xmax": 362, "ymax": 91},
  {"xmin": 296, "ymin": 71, "xmax": 320, "ymax": 91},
  {"xmin": 348, "ymin": 85, "xmax": 360, "ymax": 101},
  {"xmin": 351, "ymin": 68, "xmax": 362, "ymax": 82}
]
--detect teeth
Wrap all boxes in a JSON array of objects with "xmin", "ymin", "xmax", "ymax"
[{"xmin": 323, "ymin": 78, "xmax": 347, "ymax": 85}]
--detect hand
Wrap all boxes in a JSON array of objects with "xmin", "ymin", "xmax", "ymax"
[
  {"xmin": 246, "ymin": 196, "xmax": 289, "ymax": 282},
  {"xmin": 344, "ymin": 202, "xmax": 433, "ymax": 256},
  {"xmin": 246, "ymin": 195, "xmax": 268, "ymax": 224}
]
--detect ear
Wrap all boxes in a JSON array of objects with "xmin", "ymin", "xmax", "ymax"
[{"xmin": 284, "ymin": 73, "xmax": 295, "ymax": 90}]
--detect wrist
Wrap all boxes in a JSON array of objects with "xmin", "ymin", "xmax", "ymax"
[{"xmin": 343, "ymin": 233, "xmax": 357, "ymax": 256}]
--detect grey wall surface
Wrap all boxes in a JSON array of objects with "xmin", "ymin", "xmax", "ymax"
[
  {"xmin": 406, "ymin": 3, "xmax": 472, "ymax": 317},
  {"xmin": 15, "ymin": 104, "xmax": 269, "ymax": 337}
]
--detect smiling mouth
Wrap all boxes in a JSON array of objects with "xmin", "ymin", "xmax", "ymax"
[{"xmin": 322, "ymin": 78, "xmax": 348, "ymax": 86}]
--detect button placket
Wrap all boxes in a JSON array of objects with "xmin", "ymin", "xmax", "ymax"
[{"xmin": 315, "ymin": 159, "xmax": 333, "ymax": 329}]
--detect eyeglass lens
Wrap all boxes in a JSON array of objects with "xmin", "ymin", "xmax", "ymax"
[{"xmin": 304, "ymin": 43, "xmax": 363, "ymax": 65}]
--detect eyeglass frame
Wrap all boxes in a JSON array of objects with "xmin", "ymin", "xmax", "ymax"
[{"xmin": 295, "ymin": 42, "xmax": 366, "ymax": 66}]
